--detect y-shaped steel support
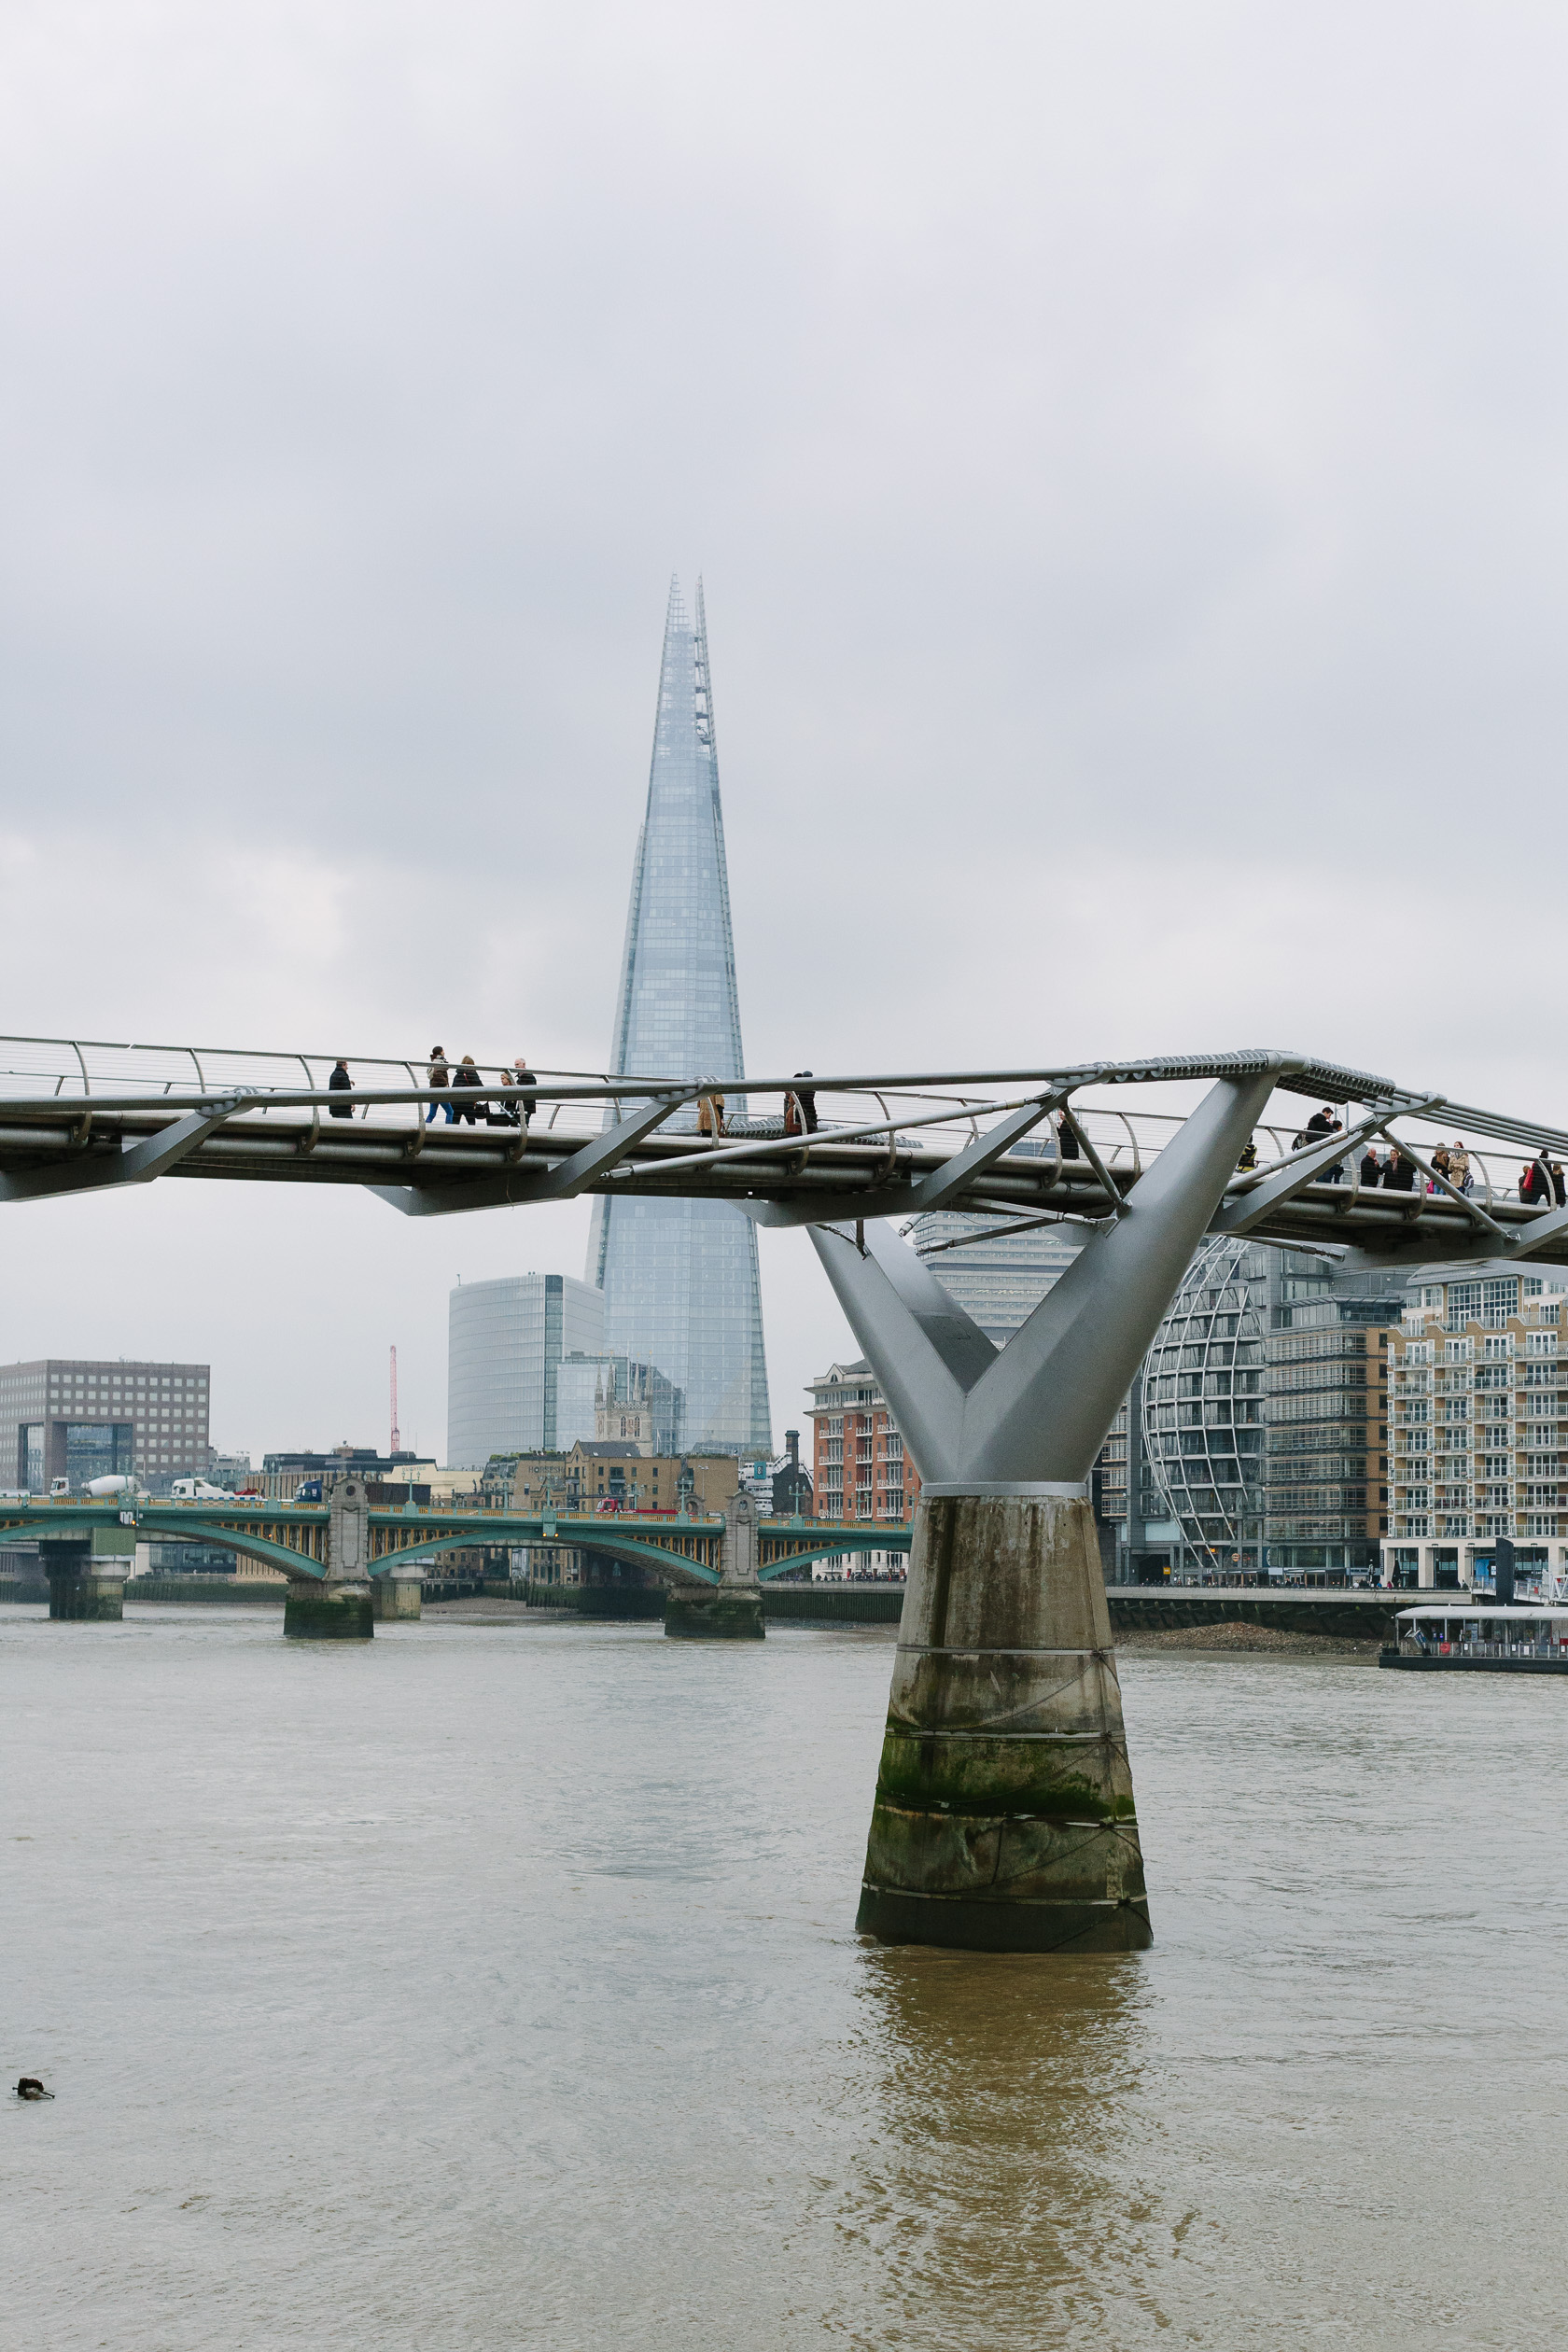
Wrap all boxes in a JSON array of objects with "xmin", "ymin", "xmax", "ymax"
[{"xmin": 809, "ymin": 1071, "xmax": 1281, "ymax": 1952}]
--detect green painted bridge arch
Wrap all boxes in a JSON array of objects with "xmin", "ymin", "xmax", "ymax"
[{"xmin": 0, "ymin": 1499, "xmax": 912, "ymax": 1588}]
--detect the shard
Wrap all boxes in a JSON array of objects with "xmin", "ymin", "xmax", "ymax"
[{"xmin": 586, "ymin": 578, "xmax": 773, "ymax": 1455}]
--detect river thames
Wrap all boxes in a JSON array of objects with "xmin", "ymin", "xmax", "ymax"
[{"xmin": 4, "ymin": 1605, "xmax": 1564, "ymax": 2349}]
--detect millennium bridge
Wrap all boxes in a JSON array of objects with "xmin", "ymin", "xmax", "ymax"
[{"xmin": 7, "ymin": 1032, "xmax": 1567, "ymax": 1952}]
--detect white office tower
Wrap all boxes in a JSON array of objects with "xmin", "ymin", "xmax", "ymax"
[
  {"xmin": 447, "ymin": 1274, "xmax": 605, "ymax": 1467},
  {"xmin": 906, "ymin": 1211, "xmax": 1080, "ymax": 1344}
]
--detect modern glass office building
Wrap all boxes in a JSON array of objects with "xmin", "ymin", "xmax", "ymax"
[
  {"xmin": 908, "ymin": 1142, "xmax": 1080, "ymax": 1346},
  {"xmin": 447, "ymin": 1274, "xmax": 605, "ymax": 1466},
  {"xmin": 1128, "ymin": 1242, "xmax": 1411, "ymax": 1575},
  {"xmin": 586, "ymin": 578, "xmax": 773, "ymax": 1454},
  {"xmin": 909, "ymin": 1209, "xmax": 1080, "ymax": 1343}
]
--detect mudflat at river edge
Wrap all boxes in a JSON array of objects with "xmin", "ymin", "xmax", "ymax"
[{"xmin": 6, "ymin": 1604, "xmax": 1565, "ymax": 2352}]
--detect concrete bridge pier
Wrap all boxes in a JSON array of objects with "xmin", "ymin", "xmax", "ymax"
[
  {"xmin": 665, "ymin": 1493, "xmax": 765, "ymax": 1639},
  {"xmin": 41, "ymin": 1535, "xmax": 126, "ymax": 1621},
  {"xmin": 811, "ymin": 1066, "xmax": 1284, "ymax": 1953},
  {"xmin": 371, "ymin": 1565, "xmax": 422, "ymax": 1621},
  {"xmin": 285, "ymin": 1478, "xmax": 374, "ymax": 1639}
]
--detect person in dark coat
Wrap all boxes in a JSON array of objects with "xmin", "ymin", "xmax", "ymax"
[
  {"xmin": 1057, "ymin": 1113, "xmax": 1081, "ymax": 1160},
  {"xmin": 451, "ymin": 1056, "xmax": 483, "ymax": 1125},
  {"xmin": 1306, "ymin": 1105, "xmax": 1337, "ymax": 1138},
  {"xmin": 791, "ymin": 1072, "xmax": 819, "ymax": 1133},
  {"xmin": 1359, "ymin": 1147, "xmax": 1383, "ymax": 1186},
  {"xmin": 1386, "ymin": 1149, "xmax": 1418, "ymax": 1192},
  {"xmin": 328, "ymin": 1059, "xmax": 354, "ymax": 1118},
  {"xmin": 1522, "ymin": 1148, "xmax": 1561, "ymax": 1206},
  {"xmin": 486, "ymin": 1057, "xmax": 537, "ymax": 1128}
]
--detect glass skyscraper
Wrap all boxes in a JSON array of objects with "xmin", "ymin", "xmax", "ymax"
[
  {"xmin": 447, "ymin": 1273, "xmax": 605, "ymax": 1467},
  {"xmin": 586, "ymin": 578, "xmax": 773, "ymax": 1455}
]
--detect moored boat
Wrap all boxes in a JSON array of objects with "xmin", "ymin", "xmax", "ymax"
[{"xmin": 1380, "ymin": 1603, "xmax": 1568, "ymax": 1673}]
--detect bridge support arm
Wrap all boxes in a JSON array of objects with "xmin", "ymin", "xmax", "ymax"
[
  {"xmin": 813, "ymin": 1069, "xmax": 1281, "ymax": 1953},
  {"xmin": 370, "ymin": 1092, "xmax": 687, "ymax": 1218},
  {"xmin": 0, "ymin": 1102, "xmax": 242, "ymax": 1205}
]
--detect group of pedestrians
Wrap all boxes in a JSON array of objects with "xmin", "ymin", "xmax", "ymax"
[
  {"xmin": 693, "ymin": 1071, "xmax": 819, "ymax": 1141},
  {"xmin": 1233, "ymin": 1101, "xmax": 1566, "ymax": 1205},
  {"xmin": 1521, "ymin": 1146, "xmax": 1568, "ymax": 1206},
  {"xmin": 321, "ymin": 1053, "xmax": 537, "ymax": 1126},
  {"xmin": 424, "ymin": 1049, "xmax": 536, "ymax": 1127}
]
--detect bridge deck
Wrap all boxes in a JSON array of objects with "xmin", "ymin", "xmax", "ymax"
[
  {"xmin": 0, "ymin": 1101, "xmax": 1562, "ymax": 1264},
  {"xmin": 2, "ymin": 1042, "xmax": 1563, "ymax": 1275}
]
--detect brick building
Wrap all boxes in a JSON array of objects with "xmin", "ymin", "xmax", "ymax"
[{"xmin": 805, "ymin": 1359, "xmax": 920, "ymax": 1526}]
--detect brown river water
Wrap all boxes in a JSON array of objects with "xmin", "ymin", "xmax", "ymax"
[{"xmin": 3, "ymin": 1604, "xmax": 1565, "ymax": 2349}]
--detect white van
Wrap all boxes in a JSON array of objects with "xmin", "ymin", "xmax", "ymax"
[{"xmin": 170, "ymin": 1478, "xmax": 235, "ymax": 1502}]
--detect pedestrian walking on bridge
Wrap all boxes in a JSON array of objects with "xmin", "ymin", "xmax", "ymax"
[
  {"xmin": 1521, "ymin": 1147, "xmax": 1558, "ymax": 1205},
  {"xmin": 329, "ymin": 1058, "xmax": 355, "ymax": 1119},
  {"xmin": 452, "ymin": 1055, "xmax": 483, "ymax": 1124},
  {"xmin": 427, "ymin": 1048, "xmax": 452, "ymax": 1124},
  {"xmin": 697, "ymin": 1087, "xmax": 726, "ymax": 1139}
]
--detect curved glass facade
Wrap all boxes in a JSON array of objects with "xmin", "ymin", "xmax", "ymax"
[
  {"xmin": 1142, "ymin": 1239, "xmax": 1269, "ymax": 1561},
  {"xmin": 447, "ymin": 1274, "xmax": 605, "ymax": 1468}
]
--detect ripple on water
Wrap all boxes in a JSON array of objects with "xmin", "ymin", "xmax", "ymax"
[{"xmin": 3, "ymin": 1607, "xmax": 1564, "ymax": 2350}]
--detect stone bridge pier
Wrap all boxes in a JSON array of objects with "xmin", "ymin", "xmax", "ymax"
[
  {"xmin": 41, "ymin": 1534, "xmax": 127, "ymax": 1621},
  {"xmin": 811, "ymin": 1066, "xmax": 1283, "ymax": 1953},
  {"xmin": 665, "ymin": 1492, "xmax": 765, "ymax": 1639},
  {"xmin": 285, "ymin": 1477, "xmax": 374, "ymax": 1639}
]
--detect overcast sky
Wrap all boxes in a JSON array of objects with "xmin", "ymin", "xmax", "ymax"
[{"xmin": 3, "ymin": 3, "xmax": 1565, "ymax": 1462}]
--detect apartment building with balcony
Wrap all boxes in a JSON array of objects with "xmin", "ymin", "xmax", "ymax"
[
  {"xmin": 805, "ymin": 1359, "xmax": 921, "ymax": 1533},
  {"xmin": 1386, "ymin": 1266, "xmax": 1568, "ymax": 1589}
]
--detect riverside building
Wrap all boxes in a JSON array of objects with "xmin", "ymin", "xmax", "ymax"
[
  {"xmin": 805, "ymin": 1358, "xmax": 920, "ymax": 1550},
  {"xmin": 907, "ymin": 1191, "xmax": 1079, "ymax": 1344},
  {"xmin": 447, "ymin": 1273, "xmax": 605, "ymax": 1467},
  {"xmin": 1384, "ymin": 1266, "xmax": 1568, "ymax": 1590},
  {"xmin": 0, "ymin": 1357, "xmax": 210, "ymax": 1493},
  {"xmin": 586, "ymin": 578, "xmax": 772, "ymax": 1457},
  {"xmin": 1102, "ymin": 1242, "xmax": 1407, "ymax": 1579}
]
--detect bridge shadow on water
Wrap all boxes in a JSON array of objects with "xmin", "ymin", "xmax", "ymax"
[{"xmin": 836, "ymin": 1948, "xmax": 1167, "ymax": 2345}]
